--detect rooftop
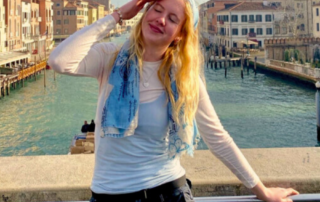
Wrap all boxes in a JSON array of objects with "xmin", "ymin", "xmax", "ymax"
[{"xmin": 218, "ymin": 2, "xmax": 278, "ymax": 12}]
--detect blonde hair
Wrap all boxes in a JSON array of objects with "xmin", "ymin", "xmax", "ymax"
[{"xmin": 128, "ymin": 0, "xmax": 203, "ymax": 125}]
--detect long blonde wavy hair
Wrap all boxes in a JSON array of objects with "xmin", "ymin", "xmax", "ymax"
[{"xmin": 128, "ymin": 0, "xmax": 203, "ymax": 125}]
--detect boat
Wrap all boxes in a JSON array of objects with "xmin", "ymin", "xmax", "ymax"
[
  {"xmin": 115, "ymin": 33, "xmax": 121, "ymax": 37},
  {"xmin": 69, "ymin": 132, "xmax": 95, "ymax": 154}
]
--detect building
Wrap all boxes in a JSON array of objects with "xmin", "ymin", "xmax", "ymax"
[
  {"xmin": 52, "ymin": 0, "xmax": 88, "ymax": 37},
  {"xmin": 125, "ymin": 12, "xmax": 143, "ymax": 31},
  {"xmin": 4, "ymin": 0, "xmax": 23, "ymax": 51},
  {"xmin": 87, "ymin": 0, "xmax": 104, "ymax": 20},
  {"xmin": 313, "ymin": 3, "xmax": 320, "ymax": 37},
  {"xmin": 0, "ymin": 0, "xmax": 6, "ymax": 52},
  {"xmin": 91, "ymin": 0, "xmax": 110, "ymax": 11},
  {"xmin": 38, "ymin": 0, "xmax": 54, "ymax": 49},
  {"xmin": 21, "ymin": 1, "xmax": 33, "ymax": 52},
  {"xmin": 216, "ymin": 2, "xmax": 278, "ymax": 49},
  {"xmin": 88, "ymin": 4, "xmax": 97, "ymax": 25}
]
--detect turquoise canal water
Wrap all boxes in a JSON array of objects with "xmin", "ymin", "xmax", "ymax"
[{"xmin": 0, "ymin": 34, "xmax": 318, "ymax": 156}]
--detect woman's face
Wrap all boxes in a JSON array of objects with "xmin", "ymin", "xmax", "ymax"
[{"xmin": 141, "ymin": 0, "xmax": 186, "ymax": 48}]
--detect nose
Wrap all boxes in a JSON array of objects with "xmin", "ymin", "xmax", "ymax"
[{"xmin": 156, "ymin": 16, "xmax": 165, "ymax": 26}]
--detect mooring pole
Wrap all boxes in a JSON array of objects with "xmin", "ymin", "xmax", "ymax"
[
  {"xmin": 316, "ymin": 81, "xmax": 320, "ymax": 143},
  {"xmin": 254, "ymin": 56, "xmax": 257, "ymax": 76},
  {"xmin": 241, "ymin": 57, "xmax": 244, "ymax": 79}
]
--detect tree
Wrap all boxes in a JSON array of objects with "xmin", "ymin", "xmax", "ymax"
[{"xmin": 274, "ymin": 0, "xmax": 305, "ymax": 39}]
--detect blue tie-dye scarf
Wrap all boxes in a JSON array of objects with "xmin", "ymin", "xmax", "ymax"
[{"xmin": 101, "ymin": 41, "xmax": 200, "ymax": 159}]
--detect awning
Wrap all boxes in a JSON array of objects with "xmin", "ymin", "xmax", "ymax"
[{"xmin": 236, "ymin": 40, "xmax": 258, "ymax": 45}]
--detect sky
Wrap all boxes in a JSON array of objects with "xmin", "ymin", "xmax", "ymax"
[{"xmin": 111, "ymin": 0, "xmax": 208, "ymax": 7}]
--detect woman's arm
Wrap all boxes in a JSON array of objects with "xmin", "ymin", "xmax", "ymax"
[
  {"xmin": 196, "ymin": 79, "xmax": 298, "ymax": 202},
  {"xmin": 48, "ymin": 15, "xmax": 119, "ymax": 79}
]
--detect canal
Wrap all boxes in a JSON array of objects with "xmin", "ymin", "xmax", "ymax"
[{"xmin": 0, "ymin": 34, "xmax": 317, "ymax": 156}]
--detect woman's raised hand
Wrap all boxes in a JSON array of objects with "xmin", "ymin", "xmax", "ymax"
[{"xmin": 119, "ymin": 0, "xmax": 156, "ymax": 20}]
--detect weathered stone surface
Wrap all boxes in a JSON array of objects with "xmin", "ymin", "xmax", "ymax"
[{"xmin": 1, "ymin": 148, "xmax": 320, "ymax": 201}]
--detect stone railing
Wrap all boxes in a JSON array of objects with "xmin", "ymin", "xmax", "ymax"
[
  {"xmin": 268, "ymin": 59, "xmax": 320, "ymax": 81},
  {"xmin": 1, "ymin": 148, "xmax": 320, "ymax": 202}
]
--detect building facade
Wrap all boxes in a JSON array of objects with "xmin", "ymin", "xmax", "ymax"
[
  {"xmin": 0, "ymin": 0, "xmax": 6, "ymax": 52},
  {"xmin": 4, "ymin": 0, "xmax": 23, "ymax": 51},
  {"xmin": 313, "ymin": 3, "xmax": 320, "ymax": 37},
  {"xmin": 216, "ymin": 2, "xmax": 277, "ymax": 49},
  {"xmin": 88, "ymin": 5, "xmax": 97, "ymax": 25}
]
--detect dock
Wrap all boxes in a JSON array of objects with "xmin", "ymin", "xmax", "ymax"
[{"xmin": 0, "ymin": 61, "xmax": 46, "ymax": 99}]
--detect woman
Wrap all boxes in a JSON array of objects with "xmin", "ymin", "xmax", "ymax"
[{"xmin": 48, "ymin": 0, "xmax": 299, "ymax": 201}]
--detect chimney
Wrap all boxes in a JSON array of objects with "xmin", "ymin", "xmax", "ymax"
[{"xmin": 263, "ymin": 1, "xmax": 268, "ymax": 6}]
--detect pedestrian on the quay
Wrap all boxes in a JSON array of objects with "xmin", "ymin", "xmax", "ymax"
[
  {"xmin": 88, "ymin": 119, "xmax": 95, "ymax": 132},
  {"xmin": 48, "ymin": 0, "xmax": 299, "ymax": 201},
  {"xmin": 81, "ymin": 120, "xmax": 89, "ymax": 133}
]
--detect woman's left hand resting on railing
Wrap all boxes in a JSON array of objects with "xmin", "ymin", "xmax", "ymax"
[{"xmin": 252, "ymin": 181, "xmax": 299, "ymax": 202}]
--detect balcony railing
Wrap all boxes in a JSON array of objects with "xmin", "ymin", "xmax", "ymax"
[
  {"xmin": 248, "ymin": 20, "xmax": 255, "ymax": 23},
  {"xmin": 219, "ymin": 32, "xmax": 226, "ymax": 36},
  {"xmin": 218, "ymin": 20, "xmax": 224, "ymax": 25}
]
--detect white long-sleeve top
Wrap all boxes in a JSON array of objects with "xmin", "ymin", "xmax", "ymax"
[{"xmin": 48, "ymin": 15, "xmax": 260, "ymax": 194}]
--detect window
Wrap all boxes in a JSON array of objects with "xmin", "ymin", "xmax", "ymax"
[
  {"xmin": 56, "ymin": 20, "xmax": 61, "ymax": 24},
  {"xmin": 282, "ymin": 27, "xmax": 287, "ymax": 34},
  {"xmin": 317, "ymin": 23, "xmax": 319, "ymax": 31},
  {"xmin": 297, "ymin": 3, "xmax": 300, "ymax": 8},
  {"xmin": 256, "ymin": 15, "xmax": 262, "ymax": 22},
  {"xmin": 265, "ymin": 15, "xmax": 272, "ymax": 22},
  {"xmin": 56, "ymin": 3, "xmax": 60, "ymax": 6},
  {"xmin": 241, "ymin": 15, "xmax": 247, "ymax": 22},
  {"xmin": 57, "ymin": 11, "xmax": 60, "ymax": 15},
  {"xmin": 70, "ymin": 10, "xmax": 75, "ymax": 15},
  {"xmin": 242, "ymin": 28, "xmax": 248, "ymax": 35},
  {"xmin": 56, "ymin": 29, "xmax": 61, "ymax": 34},
  {"xmin": 64, "ymin": 19, "xmax": 69, "ymax": 24},
  {"xmin": 266, "ymin": 28, "xmax": 272, "ymax": 35},
  {"xmin": 298, "ymin": 13, "xmax": 304, "ymax": 18},
  {"xmin": 317, "ymin": 8, "xmax": 319, "ymax": 16},
  {"xmin": 249, "ymin": 15, "xmax": 254, "ymax": 22},
  {"xmin": 231, "ymin": 15, "xmax": 238, "ymax": 22},
  {"xmin": 257, "ymin": 28, "xmax": 263, "ymax": 35},
  {"xmin": 249, "ymin": 28, "xmax": 255, "ymax": 33},
  {"xmin": 63, "ymin": 11, "xmax": 68, "ymax": 15},
  {"xmin": 64, "ymin": 29, "xmax": 68, "ymax": 34},
  {"xmin": 301, "ymin": 24, "xmax": 305, "ymax": 31},
  {"xmin": 232, "ymin": 28, "xmax": 238, "ymax": 35}
]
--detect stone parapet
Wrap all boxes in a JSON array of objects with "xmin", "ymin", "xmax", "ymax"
[
  {"xmin": 1, "ymin": 148, "xmax": 320, "ymax": 202},
  {"xmin": 268, "ymin": 59, "xmax": 320, "ymax": 81}
]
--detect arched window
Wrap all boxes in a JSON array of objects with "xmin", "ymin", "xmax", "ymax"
[{"xmin": 301, "ymin": 24, "xmax": 305, "ymax": 31}]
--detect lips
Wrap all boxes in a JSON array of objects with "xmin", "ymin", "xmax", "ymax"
[{"xmin": 149, "ymin": 24, "xmax": 163, "ymax": 34}]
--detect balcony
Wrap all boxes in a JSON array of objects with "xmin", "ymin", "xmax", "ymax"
[
  {"xmin": 248, "ymin": 20, "xmax": 255, "ymax": 23},
  {"xmin": 219, "ymin": 32, "xmax": 226, "ymax": 36},
  {"xmin": 218, "ymin": 20, "xmax": 224, "ymax": 25}
]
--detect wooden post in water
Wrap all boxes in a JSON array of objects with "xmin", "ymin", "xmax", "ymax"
[
  {"xmin": 316, "ymin": 81, "xmax": 320, "ymax": 142},
  {"xmin": 22, "ymin": 65, "xmax": 24, "ymax": 87},
  {"xmin": 54, "ymin": 71, "xmax": 56, "ymax": 81},
  {"xmin": 225, "ymin": 57, "xmax": 227, "ymax": 78},
  {"xmin": 6, "ymin": 80, "xmax": 10, "ymax": 96},
  {"xmin": 241, "ymin": 57, "xmax": 244, "ymax": 79},
  {"xmin": 254, "ymin": 56, "xmax": 257, "ymax": 76},
  {"xmin": 44, "ymin": 65, "xmax": 46, "ymax": 88},
  {"xmin": 0, "ymin": 80, "xmax": 2, "ymax": 99}
]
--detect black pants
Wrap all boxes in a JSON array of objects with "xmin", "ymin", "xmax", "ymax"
[{"xmin": 89, "ymin": 181, "xmax": 194, "ymax": 202}]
